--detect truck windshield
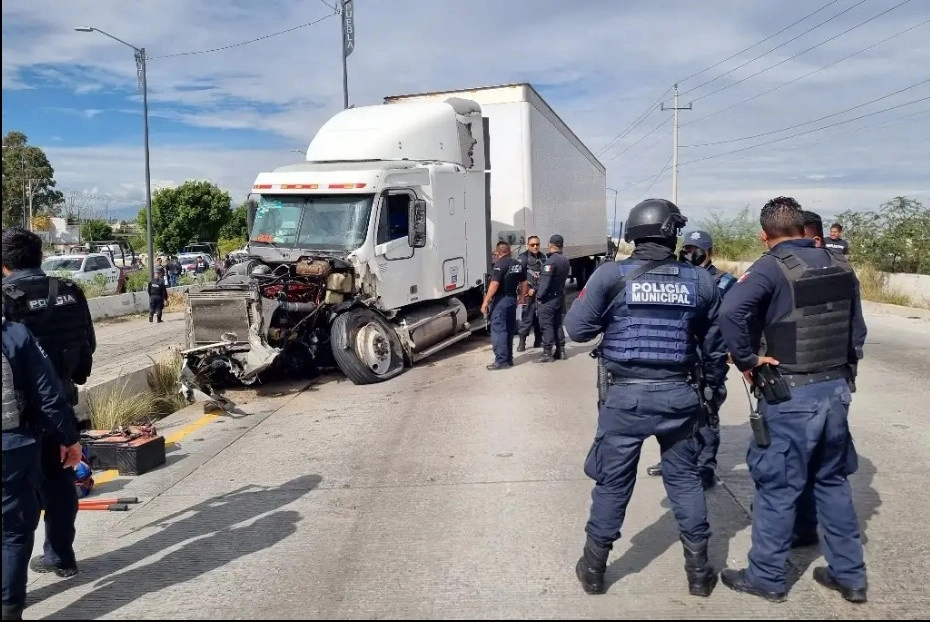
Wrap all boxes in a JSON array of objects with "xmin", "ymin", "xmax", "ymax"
[{"xmin": 250, "ymin": 194, "xmax": 374, "ymax": 251}]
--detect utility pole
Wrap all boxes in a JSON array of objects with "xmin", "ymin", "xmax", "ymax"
[
  {"xmin": 661, "ymin": 84, "xmax": 692, "ymax": 205},
  {"xmin": 340, "ymin": 0, "xmax": 356, "ymax": 110},
  {"xmin": 26, "ymin": 179, "xmax": 39, "ymax": 232}
]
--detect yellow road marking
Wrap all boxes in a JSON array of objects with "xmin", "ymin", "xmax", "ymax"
[{"xmin": 90, "ymin": 412, "xmax": 221, "ymax": 487}]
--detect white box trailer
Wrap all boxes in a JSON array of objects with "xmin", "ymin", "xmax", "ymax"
[{"xmin": 384, "ymin": 83, "xmax": 608, "ymax": 272}]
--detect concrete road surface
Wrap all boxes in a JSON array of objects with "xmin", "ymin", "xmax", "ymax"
[{"xmin": 24, "ymin": 301, "xmax": 930, "ymax": 619}]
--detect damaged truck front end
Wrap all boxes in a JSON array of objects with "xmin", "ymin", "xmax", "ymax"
[{"xmin": 180, "ymin": 254, "xmax": 357, "ymax": 400}]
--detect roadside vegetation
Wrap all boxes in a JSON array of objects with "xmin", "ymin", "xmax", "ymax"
[{"xmin": 85, "ymin": 349, "xmax": 188, "ymax": 430}]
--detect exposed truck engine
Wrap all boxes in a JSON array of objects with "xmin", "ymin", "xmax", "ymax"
[{"xmin": 180, "ymin": 83, "xmax": 606, "ymax": 399}]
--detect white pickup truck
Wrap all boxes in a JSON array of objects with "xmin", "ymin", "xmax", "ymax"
[{"xmin": 41, "ymin": 252, "xmax": 122, "ymax": 295}]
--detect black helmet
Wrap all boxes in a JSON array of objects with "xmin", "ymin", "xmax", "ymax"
[{"xmin": 623, "ymin": 198, "xmax": 688, "ymax": 243}]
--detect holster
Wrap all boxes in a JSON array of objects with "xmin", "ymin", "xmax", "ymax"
[{"xmin": 591, "ymin": 348, "xmax": 608, "ymax": 407}]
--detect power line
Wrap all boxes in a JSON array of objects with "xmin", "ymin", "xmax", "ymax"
[
  {"xmin": 681, "ymin": 78, "xmax": 930, "ymax": 147},
  {"xmin": 640, "ymin": 154, "xmax": 673, "ymax": 199},
  {"xmin": 690, "ymin": 0, "xmax": 914, "ymax": 104},
  {"xmin": 676, "ymin": 0, "xmax": 846, "ymax": 85},
  {"xmin": 678, "ymin": 95, "xmax": 930, "ymax": 167},
  {"xmin": 608, "ymin": 117, "xmax": 671, "ymax": 162},
  {"xmin": 596, "ymin": 86, "xmax": 672, "ymax": 157},
  {"xmin": 598, "ymin": 1, "xmax": 855, "ymax": 160},
  {"xmin": 148, "ymin": 14, "xmax": 335, "ymax": 59},
  {"xmin": 682, "ymin": 18, "xmax": 929, "ymax": 127},
  {"xmin": 680, "ymin": 0, "xmax": 870, "ymax": 98}
]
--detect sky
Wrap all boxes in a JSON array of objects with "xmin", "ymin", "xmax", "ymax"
[{"xmin": 2, "ymin": 0, "xmax": 929, "ymax": 226}]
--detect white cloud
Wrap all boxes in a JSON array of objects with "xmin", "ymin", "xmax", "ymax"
[{"xmin": 3, "ymin": 0, "xmax": 929, "ymax": 225}]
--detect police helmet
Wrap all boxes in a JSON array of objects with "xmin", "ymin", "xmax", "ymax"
[{"xmin": 623, "ymin": 198, "xmax": 688, "ymax": 243}]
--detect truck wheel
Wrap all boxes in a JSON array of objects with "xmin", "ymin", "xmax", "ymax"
[{"xmin": 331, "ymin": 308, "xmax": 406, "ymax": 385}]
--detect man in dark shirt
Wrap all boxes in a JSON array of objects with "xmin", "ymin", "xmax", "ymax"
[
  {"xmin": 481, "ymin": 241, "xmax": 526, "ymax": 370},
  {"xmin": 824, "ymin": 223, "xmax": 850, "ymax": 256}
]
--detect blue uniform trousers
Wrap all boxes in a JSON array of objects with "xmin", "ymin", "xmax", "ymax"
[
  {"xmin": 584, "ymin": 382, "xmax": 710, "ymax": 546},
  {"xmin": 697, "ymin": 419, "xmax": 720, "ymax": 477},
  {"xmin": 2, "ymin": 444, "xmax": 41, "ymax": 609},
  {"xmin": 746, "ymin": 378, "xmax": 866, "ymax": 593},
  {"xmin": 39, "ymin": 435, "xmax": 78, "ymax": 569},
  {"xmin": 489, "ymin": 296, "xmax": 517, "ymax": 366}
]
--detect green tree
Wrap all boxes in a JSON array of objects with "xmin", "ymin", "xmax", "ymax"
[
  {"xmin": 2, "ymin": 131, "xmax": 65, "ymax": 227},
  {"xmin": 696, "ymin": 205, "xmax": 762, "ymax": 260},
  {"xmin": 836, "ymin": 196, "xmax": 930, "ymax": 274},
  {"xmin": 80, "ymin": 219, "xmax": 114, "ymax": 241},
  {"xmin": 220, "ymin": 202, "xmax": 249, "ymax": 240},
  {"xmin": 139, "ymin": 181, "xmax": 233, "ymax": 254}
]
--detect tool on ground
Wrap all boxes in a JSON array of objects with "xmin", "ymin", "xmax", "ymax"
[{"xmin": 78, "ymin": 502, "xmax": 129, "ymax": 512}]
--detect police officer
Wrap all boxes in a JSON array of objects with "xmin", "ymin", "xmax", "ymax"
[
  {"xmin": 516, "ymin": 235, "xmax": 546, "ymax": 352},
  {"xmin": 148, "ymin": 266, "xmax": 168, "ymax": 323},
  {"xmin": 718, "ymin": 197, "xmax": 868, "ymax": 603},
  {"xmin": 566, "ymin": 199, "xmax": 728, "ymax": 598},
  {"xmin": 481, "ymin": 241, "xmax": 526, "ymax": 370},
  {"xmin": 1, "ymin": 227, "xmax": 96, "ymax": 579},
  {"xmin": 790, "ymin": 209, "xmax": 866, "ymax": 551},
  {"xmin": 2, "ymin": 307, "xmax": 83, "ymax": 621},
  {"xmin": 646, "ymin": 230, "xmax": 736, "ymax": 487},
  {"xmin": 534, "ymin": 234, "xmax": 570, "ymax": 363}
]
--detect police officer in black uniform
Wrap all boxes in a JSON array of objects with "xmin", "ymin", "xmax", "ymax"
[
  {"xmin": 1, "ymin": 227, "xmax": 96, "ymax": 579},
  {"xmin": 718, "ymin": 197, "xmax": 868, "ymax": 603},
  {"xmin": 534, "ymin": 234, "xmax": 570, "ymax": 363},
  {"xmin": 148, "ymin": 266, "xmax": 168, "ymax": 323},
  {"xmin": 481, "ymin": 241, "xmax": 526, "ymax": 370},
  {"xmin": 646, "ymin": 230, "xmax": 736, "ymax": 487},
  {"xmin": 2, "ymin": 307, "xmax": 82, "ymax": 621},
  {"xmin": 516, "ymin": 235, "xmax": 546, "ymax": 352},
  {"xmin": 566, "ymin": 199, "xmax": 729, "ymax": 598}
]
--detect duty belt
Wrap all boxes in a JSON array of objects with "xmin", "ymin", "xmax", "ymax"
[
  {"xmin": 780, "ymin": 366, "xmax": 851, "ymax": 387},
  {"xmin": 607, "ymin": 373, "xmax": 690, "ymax": 385}
]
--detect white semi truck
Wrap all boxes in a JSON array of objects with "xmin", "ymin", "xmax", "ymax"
[{"xmin": 181, "ymin": 83, "xmax": 607, "ymax": 392}]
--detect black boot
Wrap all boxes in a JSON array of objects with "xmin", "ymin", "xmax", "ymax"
[
  {"xmin": 1, "ymin": 604, "xmax": 23, "ymax": 621},
  {"xmin": 575, "ymin": 537, "xmax": 611, "ymax": 595},
  {"xmin": 517, "ymin": 336, "xmax": 526, "ymax": 352},
  {"xmin": 680, "ymin": 535, "xmax": 717, "ymax": 597},
  {"xmin": 536, "ymin": 347, "xmax": 554, "ymax": 363},
  {"xmin": 812, "ymin": 566, "xmax": 867, "ymax": 603},
  {"xmin": 554, "ymin": 345, "xmax": 565, "ymax": 360}
]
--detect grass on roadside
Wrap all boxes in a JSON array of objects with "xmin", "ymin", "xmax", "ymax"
[{"xmin": 147, "ymin": 348, "xmax": 187, "ymax": 417}]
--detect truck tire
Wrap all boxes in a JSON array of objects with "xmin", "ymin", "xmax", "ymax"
[{"xmin": 331, "ymin": 308, "xmax": 406, "ymax": 385}]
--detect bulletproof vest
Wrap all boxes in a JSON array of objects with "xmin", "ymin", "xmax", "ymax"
[
  {"xmin": 1, "ymin": 347, "xmax": 24, "ymax": 432},
  {"xmin": 712, "ymin": 270, "xmax": 737, "ymax": 296},
  {"xmin": 762, "ymin": 247, "xmax": 855, "ymax": 374},
  {"xmin": 148, "ymin": 280, "xmax": 164, "ymax": 297},
  {"xmin": 2, "ymin": 276, "xmax": 92, "ymax": 383},
  {"xmin": 522, "ymin": 252, "xmax": 546, "ymax": 287},
  {"xmin": 601, "ymin": 260, "xmax": 700, "ymax": 371},
  {"xmin": 540, "ymin": 254, "xmax": 568, "ymax": 300}
]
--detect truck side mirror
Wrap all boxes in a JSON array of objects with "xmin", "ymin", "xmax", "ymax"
[
  {"xmin": 246, "ymin": 196, "xmax": 258, "ymax": 237},
  {"xmin": 408, "ymin": 199, "xmax": 427, "ymax": 248}
]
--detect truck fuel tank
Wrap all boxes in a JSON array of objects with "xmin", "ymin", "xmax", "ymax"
[{"xmin": 396, "ymin": 298, "xmax": 468, "ymax": 355}]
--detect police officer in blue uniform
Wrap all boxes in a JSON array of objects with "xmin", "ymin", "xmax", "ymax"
[
  {"xmin": 534, "ymin": 234, "xmax": 570, "ymax": 363},
  {"xmin": 148, "ymin": 266, "xmax": 168, "ymax": 323},
  {"xmin": 566, "ymin": 199, "xmax": 729, "ymax": 598},
  {"xmin": 646, "ymin": 230, "xmax": 736, "ymax": 487},
  {"xmin": 718, "ymin": 197, "xmax": 868, "ymax": 603},
  {"xmin": 481, "ymin": 241, "xmax": 526, "ymax": 370},
  {"xmin": 789, "ymin": 209, "xmax": 866, "ymax": 551},
  {"xmin": 515, "ymin": 236, "xmax": 546, "ymax": 352},
  {"xmin": 1, "ymin": 227, "xmax": 96, "ymax": 579},
  {"xmin": 2, "ymin": 308, "xmax": 83, "ymax": 621}
]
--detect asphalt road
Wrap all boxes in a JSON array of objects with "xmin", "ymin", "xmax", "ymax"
[{"xmin": 24, "ymin": 299, "xmax": 930, "ymax": 620}]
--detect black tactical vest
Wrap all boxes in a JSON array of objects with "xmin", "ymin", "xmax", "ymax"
[
  {"xmin": 762, "ymin": 247, "xmax": 855, "ymax": 374},
  {"xmin": 2, "ymin": 276, "xmax": 94, "ymax": 384}
]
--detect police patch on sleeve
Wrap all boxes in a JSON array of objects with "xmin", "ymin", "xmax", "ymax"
[
  {"xmin": 626, "ymin": 280, "xmax": 697, "ymax": 307},
  {"xmin": 543, "ymin": 265, "xmax": 552, "ymax": 272},
  {"xmin": 737, "ymin": 271, "xmax": 750, "ymax": 284}
]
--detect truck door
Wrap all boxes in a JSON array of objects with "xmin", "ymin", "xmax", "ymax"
[{"xmin": 373, "ymin": 189, "xmax": 423, "ymax": 309}]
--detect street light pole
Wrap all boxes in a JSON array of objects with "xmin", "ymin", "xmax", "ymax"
[
  {"xmin": 606, "ymin": 187, "xmax": 619, "ymax": 239},
  {"xmin": 75, "ymin": 26, "xmax": 155, "ymax": 279}
]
